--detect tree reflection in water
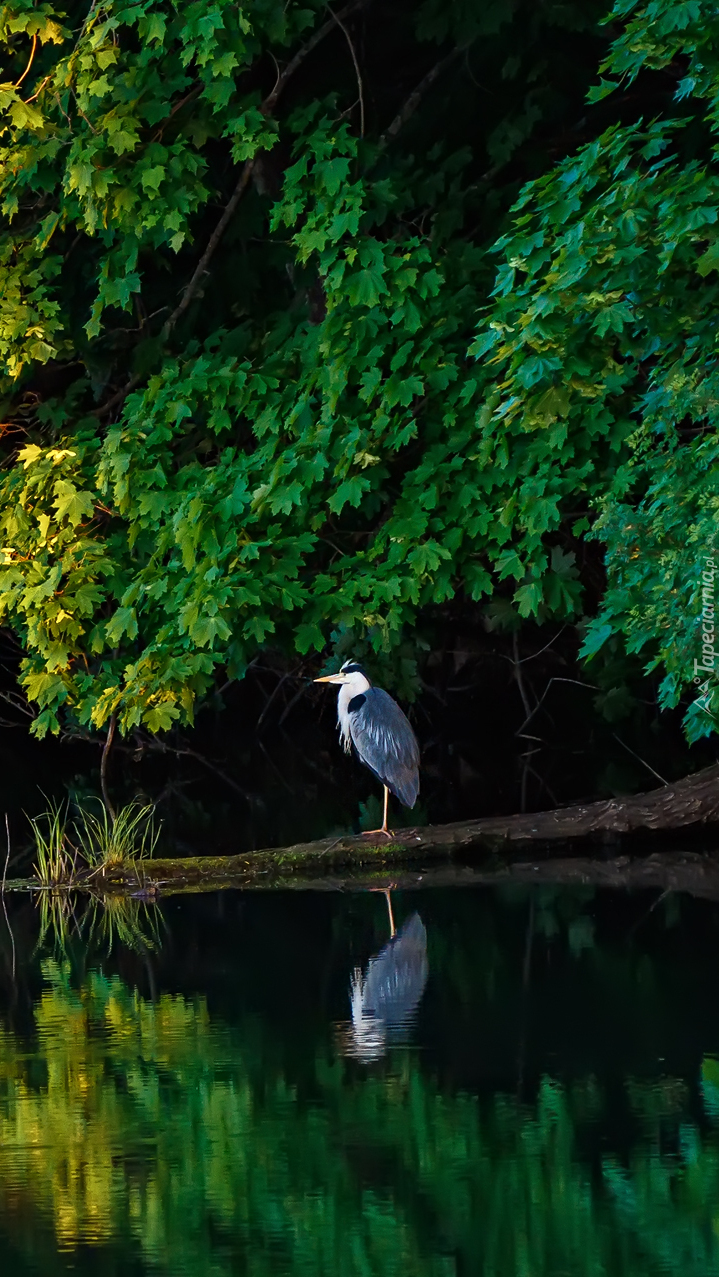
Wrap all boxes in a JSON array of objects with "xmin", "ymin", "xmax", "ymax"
[{"xmin": 0, "ymin": 889, "xmax": 718, "ymax": 1275}]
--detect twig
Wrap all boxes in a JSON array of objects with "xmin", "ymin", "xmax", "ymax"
[
  {"xmin": 101, "ymin": 713, "xmax": 117, "ymax": 821},
  {"xmin": 519, "ymin": 759, "xmax": 558, "ymax": 810},
  {"xmin": 2, "ymin": 815, "xmax": 16, "ymax": 980},
  {"xmin": 152, "ymin": 84, "xmax": 202, "ymax": 142},
  {"xmin": 258, "ymin": 737, "xmax": 295, "ymax": 796},
  {"xmin": 612, "ymin": 732, "xmax": 668, "ymax": 787},
  {"xmin": 14, "ymin": 33, "xmax": 37, "ymax": 89},
  {"xmin": 262, "ymin": 0, "xmax": 371, "ymax": 115},
  {"xmin": 278, "ymin": 680, "xmax": 310, "ymax": 726},
  {"xmin": 25, "ymin": 74, "xmax": 52, "ymax": 104},
  {"xmin": 379, "ymin": 47, "xmax": 462, "ymax": 148},
  {"xmin": 516, "ymin": 676, "xmax": 598, "ymax": 737},
  {"xmin": 142, "ymin": 735, "xmax": 252, "ymax": 801},
  {"xmin": 2, "ymin": 815, "xmax": 10, "ymax": 896},
  {"xmin": 0, "ymin": 688, "xmax": 35, "ymax": 719},
  {"xmin": 256, "ymin": 672, "xmax": 291, "ymax": 730},
  {"xmin": 515, "ymin": 626, "xmax": 567, "ymax": 665},
  {"xmin": 512, "ymin": 632, "xmax": 533, "ymax": 725},
  {"xmin": 329, "ymin": 5, "xmax": 365, "ymax": 137},
  {"xmin": 92, "ymin": 371, "xmax": 142, "ymax": 420}
]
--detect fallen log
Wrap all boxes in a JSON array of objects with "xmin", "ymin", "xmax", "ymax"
[
  {"xmin": 84, "ymin": 760, "xmax": 719, "ymax": 892},
  {"xmin": 6, "ymin": 763, "xmax": 718, "ymax": 896}
]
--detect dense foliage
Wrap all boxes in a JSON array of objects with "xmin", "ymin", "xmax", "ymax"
[{"xmin": 0, "ymin": 0, "xmax": 717, "ymax": 743}]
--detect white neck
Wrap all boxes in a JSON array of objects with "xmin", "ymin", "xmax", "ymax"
[{"xmin": 337, "ymin": 670, "xmax": 370, "ymax": 751}]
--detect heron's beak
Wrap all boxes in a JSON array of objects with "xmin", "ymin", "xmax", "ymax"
[{"xmin": 314, "ymin": 673, "xmax": 346, "ymax": 684}]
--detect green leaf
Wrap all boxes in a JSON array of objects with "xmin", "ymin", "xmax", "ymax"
[
  {"xmin": 106, "ymin": 606, "xmax": 138, "ymax": 644},
  {"xmin": 52, "ymin": 481, "xmax": 94, "ymax": 527},
  {"xmin": 580, "ymin": 622, "xmax": 614, "ymax": 659}
]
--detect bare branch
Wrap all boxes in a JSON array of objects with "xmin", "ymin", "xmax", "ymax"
[
  {"xmin": 516, "ymin": 676, "xmax": 598, "ymax": 737},
  {"xmin": 101, "ymin": 713, "xmax": 117, "ymax": 821},
  {"xmin": 162, "ymin": 159, "xmax": 256, "ymax": 339},
  {"xmin": 328, "ymin": 5, "xmax": 365, "ymax": 137},
  {"xmin": 92, "ymin": 372, "xmax": 142, "ymax": 420},
  {"xmin": 14, "ymin": 34, "xmax": 37, "ymax": 89},
  {"xmin": 151, "ymin": 84, "xmax": 203, "ymax": 142},
  {"xmin": 262, "ymin": 0, "xmax": 371, "ymax": 116},
  {"xmin": 379, "ymin": 47, "xmax": 462, "ymax": 149},
  {"xmin": 612, "ymin": 732, "xmax": 668, "ymax": 787}
]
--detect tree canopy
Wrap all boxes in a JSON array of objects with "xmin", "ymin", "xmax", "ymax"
[{"xmin": 0, "ymin": 0, "xmax": 716, "ymax": 744}]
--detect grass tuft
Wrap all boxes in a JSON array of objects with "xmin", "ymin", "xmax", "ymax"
[
  {"xmin": 28, "ymin": 798, "xmax": 160, "ymax": 888},
  {"xmin": 76, "ymin": 800, "xmax": 159, "ymax": 870},
  {"xmin": 29, "ymin": 801, "xmax": 77, "ymax": 887}
]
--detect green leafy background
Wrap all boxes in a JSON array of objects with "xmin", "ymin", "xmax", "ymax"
[{"xmin": 0, "ymin": 0, "xmax": 717, "ymax": 743}]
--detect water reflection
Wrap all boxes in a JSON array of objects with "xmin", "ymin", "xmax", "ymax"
[
  {"xmin": 35, "ymin": 888, "xmax": 160, "ymax": 957},
  {"xmin": 339, "ymin": 892, "xmax": 428, "ymax": 1061},
  {"xmin": 1, "ymin": 886, "xmax": 719, "ymax": 1275}
]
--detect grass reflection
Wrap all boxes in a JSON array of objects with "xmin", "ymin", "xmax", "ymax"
[
  {"xmin": 36, "ymin": 890, "xmax": 160, "ymax": 958},
  {"xmin": 0, "ymin": 962, "xmax": 717, "ymax": 1275}
]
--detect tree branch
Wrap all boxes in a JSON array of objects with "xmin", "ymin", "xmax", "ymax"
[
  {"xmin": 161, "ymin": 159, "xmax": 256, "ymax": 339},
  {"xmin": 262, "ymin": 0, "xmax": 371, "ymax": 115},
  {"xmin": 92, "ymin": 372, "xmax": 142, "ymax": 420},
  {"xmin": 328, "ymin": 5, "xmax": 365, "ymax": 137},
  {"xmin": 100, "ymin": 713, "xmax": 117, "ymax": 821},
  {"xmin": 14, "ymin": 34, "xmax": 37, "ymax": 89},
  {"xmin": 379, "ymin": 47, "xmax": 462, "ymax": 149},
  {"xmin": 94, "ymin": 0, "xmax": 373, "ymax": 420}
]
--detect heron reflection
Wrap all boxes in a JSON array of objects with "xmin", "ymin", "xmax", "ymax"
[{"xmin": 338, "ymin": 890, "xmax": 428, "ymax": 1061}]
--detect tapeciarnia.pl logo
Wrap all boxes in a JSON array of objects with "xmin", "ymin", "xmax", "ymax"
[{"xmin": 694, "ymin": 554, "xmax": 716, "ymax": 715}]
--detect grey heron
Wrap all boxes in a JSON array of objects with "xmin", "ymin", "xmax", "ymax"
[{"xmin": 314, "ymin": 660, "xmax": 419, "ymax": 836}]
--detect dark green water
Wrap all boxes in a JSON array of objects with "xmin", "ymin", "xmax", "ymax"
[{"xmin": 1, "ymin": 883, "xmax": 719, "ymax": 1275}]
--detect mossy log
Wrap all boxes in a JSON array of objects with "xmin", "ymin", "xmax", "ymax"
[{"xmin": 86, "ymin": 761, "xmax": 719, "ymax": 893}]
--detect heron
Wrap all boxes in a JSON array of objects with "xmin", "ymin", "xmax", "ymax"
[{"xmin": 314, "ymin": 660, "xmax": 420, "ymax": 836}]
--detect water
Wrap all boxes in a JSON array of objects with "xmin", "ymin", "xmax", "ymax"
[{"xmin": 1, "ymin": 882, "xmax": 719, "ymax": 1275}]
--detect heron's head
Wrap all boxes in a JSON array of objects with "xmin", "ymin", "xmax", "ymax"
[{"xmin": 314, "ymin": 660, "xmax": 371, "ymax": 688}]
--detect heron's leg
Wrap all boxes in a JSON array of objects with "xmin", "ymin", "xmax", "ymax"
[{"xmin": 361, "ymin": 786, "xmax": 394, "ymax": 838}]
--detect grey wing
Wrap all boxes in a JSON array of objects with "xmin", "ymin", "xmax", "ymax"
[{"xmin": 349, "ymin": 687, "xmax": 420, "ymax": 808}]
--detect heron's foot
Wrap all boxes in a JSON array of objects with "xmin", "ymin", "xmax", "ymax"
[{"xmin": 361, "ymin": 827, "xmax": 395, "ymax": 839}]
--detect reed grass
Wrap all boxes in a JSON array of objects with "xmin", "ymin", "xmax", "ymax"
[
  {"xmin": 28, "ymin": 798, "xmax": 160, "ymax": 888},
  {"xmin": 29, "ymin": 801, "xmax": 77, "ymax": 887},
  {"xmin": 75, "ymin": 800, "xmax": 160, "ymax": 870}
]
